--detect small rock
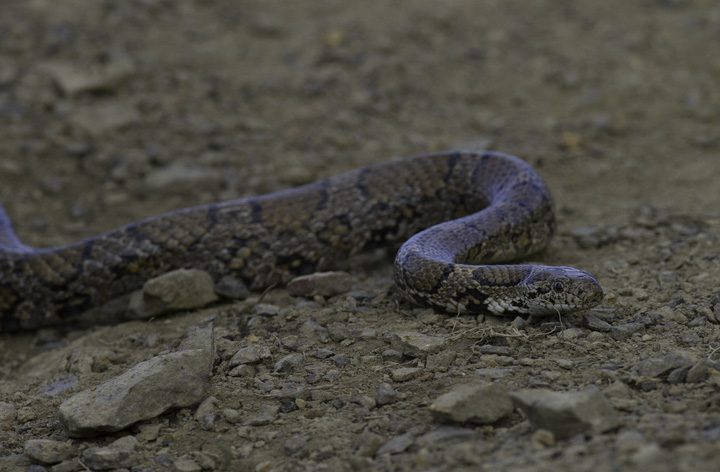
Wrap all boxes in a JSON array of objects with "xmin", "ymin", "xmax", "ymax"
[
  {"xmin": 630, "ymin": 354, "xmax": 693, "ymax": 379},
  {"xmin": 144, "ymin": 164, "xmax": 223, "ymax": 194},
  {"xmin": 127, "ymin": 269, "xmax": 218, "ymax": 319},
  {"xmin": 44, "ymin": 59, "xmax": 135, "ymax": 95},
  {"xmin": 390, "ymin": 367, "xmax": 421, "ymax": 382},
  {"xmin": 274, "ymin": 353, "xmax": 304, "ymax": 372},
  {"xmin": 511, "ymin": 387, "xmax": 621, "ymax": 439},
  {"xmin": 174, "ymin": 457, "xmax": 202, "ymax": 472},
  {"xmin": 283, "ymin": 434, "xmax": 309, "ymax": 457},
  {"xmin": 252, "ymin": 303, "xmax": 280, "ymax": 317},
  {"xmin": 287, "ymin": 271, "xmax": 353, "ymax": 297},
  {"xmin": 58, "ymin": 324, "xmax": 215, "ymax": 437},
  {"xmin": 381, "ymin": 349, "xmax": 404, "ymax": 362},
  {"xmin": 389, "ymin": 331, "xmax": 447, "ymax": 358},
  {"xmin": 377, "ymin": 433, "xmax": 414, "ymax": 455},
  {"xmin": 610, "ymin": 322, "xmax": 646, "ymax": 341},
  {"xmin": 327, "ymin": 322, "xmax": 350, "ymax": 342},
  {"xmin": 82, "ymin": 436, "xmax": 138, "ymax": 470},
  {"xmin": 70, "ymin": 101, "xmax": 139, "ymax": 135},
  {"xmin": 229, "ymin": 345, "xmax": 272, "ymax": 367},
  {"xmin": 430, "ymin": 382, "xmax": 514, "ymax": 425},
  {"xmin": 24, "ymin": 439, "xmax": 76, "ymax": 465},
  {"xmin": 0, "ymin": 402, "xmax": 17, "ymax": 422},
  {"xmin": 583, "ymin": 314, "xmax": 613, "ymax": 332},
  {"xmin": 376, "ymin": 383, "xmax": 398, "ymax": 406},
  {"xmin": 247, "ymin": 404, "xmax": 277, "ymax": 426},
  {"xmin": 314, "ymin": 349, "xmax": 335, "ymax": 359},
  {"xmin": 686, "ymin": 358, "xmax": 719, "ymax": 383},
  {"xmin": 214, "ymin": 275, "xmax": 250, "ymax": 299}
]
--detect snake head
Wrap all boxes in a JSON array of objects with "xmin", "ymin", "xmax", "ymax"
[{"xmin": 524, "ymin": 266, "xmax": 603, "ymax": 315}]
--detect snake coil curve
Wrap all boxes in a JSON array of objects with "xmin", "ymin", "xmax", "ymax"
[{"xmin": 0, "ymin": 151, "xmax": 602, "ymax": 332}]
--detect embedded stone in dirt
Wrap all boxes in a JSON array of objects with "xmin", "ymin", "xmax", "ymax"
[
  {"xmin": 511, "ymin": 387, "xmax": 621, "ymax": 439},
  {"xmin": 58, "ymin": 323, "xmax": 215, "ymax": 437},
  {"xmin": 127, "ymin": 269, "xmax": 218, "ymax": 319},
  {"xmin": 388, "ymin": 331, "xmax": 447, "ymax": 358},
  {"xmin": 430, "ymin": 382, "xmax": 514, "ymax": 425},
  {"xmin": 24, "ymin": 439, "xmax": 76, "ymax": 465}
]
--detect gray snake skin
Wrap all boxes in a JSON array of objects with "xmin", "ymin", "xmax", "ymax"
[{"xmin": 0, "ymin": 151, "xmax": 603, "ymax": 332}]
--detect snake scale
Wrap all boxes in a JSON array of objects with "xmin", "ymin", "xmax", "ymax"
[{"xmin": 0, "ymin": 151, "xmax": 603, "ymax": 332}]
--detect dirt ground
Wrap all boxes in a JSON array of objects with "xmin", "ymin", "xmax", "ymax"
[{"xmin": 1, "ymin": 0, "xmax": 720, "ymax": 471}]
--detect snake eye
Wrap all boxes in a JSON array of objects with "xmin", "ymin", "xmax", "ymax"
[{"xmin": 553, "ymin": 281, "xmax": 564, "ymax": 293}]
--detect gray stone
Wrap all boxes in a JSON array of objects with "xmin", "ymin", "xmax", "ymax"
[
  {"xmin": 247, "ymin": 404, "xmax": 277, "ymax": 426},
  {"xmin": 0, "ymin": 402, "xmax": 17, "ymax": 422},
  {"xmin": 144, "ymin": 164, "xmax": 222, "ymax": 194},
  {"xmin": 127, "ymin": 269, "xmax": 218, "ymax": 319},
  {"xmin": 377, "ymin": 432, "xmax": 414, "ymax": 455},
  {"xmin": 24, "ymin": 439, "xmax": 76, "ymax": 465},
  {"xmin": 44, "ymin": 59, "xmax": 135, "ymax": 95},
  {"xmin": 287, "ymin": 271, "xmax": 353, "ymax": 297},
  {"xmin": 283, "ymin": 434, "xmax": 309, "ymax": 457},
  {"xmin": 274, "ymin": 353, "xmax": 304, "ymax": 372},
  {"xmin": 58, "ymin": 324, "xmax": 215, "ymax": 437},
  {"xmin": 70, "ymin": 102, "xmax": 139, "ymax": 135},
  {"xmin": 376, "ymin": 383, "xmax": 398, "ymax": 406},
  {"xmin": 389, "ymin": 331, "xmax": 447, "ymax": 358},
  {"xmin": 327, "ymin": 322, "xmax": 350, "ymax": 342},
  {"xmin": 390, "ymin": 367, "xmax": 421, "ymax": 382},
  {"xmin": 511, "ymin": 387, "xmax": 621, "ymax": 439},
  {"xmin": 630, "ymin": 354, "xmax": 693, "ymax": 379},
  {"xmin": 610, "ymin": 322, "xmax": 646, "ymax": 341},
  {"xmin": 686, "ymin": 358, "xmax": 718, "ymax": 383},
  {"xmin": 229, "ymin": 345, "xmax": 272, "ymax": 367},
  {"xmin": 174, "ymin": 457, "xmax": 202, "ymax": 472},
  {"xmin": 214, "ymin": 275, "xmax": 250, "ymax": 300},
  {"xmin": 82, "ymin": 436, "xmax": 137, "ymax": 470},
  {"xmin": 430, "ymin": 382, "xmax": 514, "ymax": 425}
]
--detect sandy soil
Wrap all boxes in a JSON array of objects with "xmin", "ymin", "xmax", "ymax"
[{"xmin": 1, "ymin": 1, "xmax": 720, "ymax": 471}]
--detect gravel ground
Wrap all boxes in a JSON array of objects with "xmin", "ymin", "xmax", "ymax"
[{"xmin": 1, "ymin": 1, "xmax": 720, "ymax": 471}]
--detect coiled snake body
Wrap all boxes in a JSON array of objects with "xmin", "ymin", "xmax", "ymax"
[{"xmin": 0, "ymin": 151, "xmax": 602, "ymax": 332}]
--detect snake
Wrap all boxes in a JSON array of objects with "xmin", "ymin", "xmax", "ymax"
[{"xmin": 0, "ymin": 151, "xmax": 603, "ymax": 332}]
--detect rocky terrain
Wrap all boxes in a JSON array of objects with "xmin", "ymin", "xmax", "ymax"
[{"xmin": 1, "ymin": 1, "xmax": 720, "ymax": 471}]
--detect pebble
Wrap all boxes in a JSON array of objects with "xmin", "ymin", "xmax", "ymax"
[
  {"xmin": 143, "ymin": 164, "xmax": 223, "ymax": 194},
  {"xmin": 510, "ymin": 387, "xmax": 621, "ymax": 439},
  {"xmin": 686, "ymin": 358, "xmax": 719, "ymax": 383},
  {"xmin": 23, "ymin": 439, "xmax": 76, "ymax": 465},
  {"xmin": 283, "ymin": 434, "xmax": 309, "ymax": 457},
  {"xmin": 376, "ymin": 383, "xmax": 399, "ymax": 406},
  {"xmin": 82, "ymin": 436, "xmax": 138, "ymax": 470},
  {"xmin": 229, "ymin": 345, "xmax": 272, "ymax": 367},
  {"xmin": 247, "ymin": 404, "xmax": 278, "ymax": 426},
  {"xmin": 43, "ymin": 59, "xmax": 135, "ymax": 95},
  {"xmin": 174, "ymin": 457, "xmax": 202, "ymax": 472},
  {"xmin": 274, "ymin": 353, "xmax": 305, "ymax": 372},
  {"xmin": 287, "ymin": 271, "xmax": 353, "ymax": 297},
  {"xmin": 583, "ymin": 314, "xmax": 613, "ymax": 332},
  {"xmin": 327, "ymin": 322, "xmax": 350, "ymax": 342},
  {"xmin": 610, "ymin": 322, "xmax": 646, "ymax": 341},
  {"xmin": 58, "ymin": 323, "xmax": 215, "ymax": 437},
  {"xmin": 382, "ymin": 349, "xmax": 405, "ymax": 362},
  {"xmin": 388, "ymin": 331, "xmax": 447, "ymax": 358},
  {"xmin": 252, "ymin": 303, "xmax": 280, "ymax": 317},
  {"xmin": 376, "ymin": 432, "xmax": 414, "ymax": 455},
  {"xmin": 127, "ymin": 269, "xmax": 218, "ymax": 319},
  {"xmin": 70, "ymin": 101, "xmax": 140, "ymax": 135},
  {"xmin": 430, "ymin": 382, "xmax": 514, "ymax": 425},
  {"xmin": 214, "ymin": 275, "xmax": 250, "ymax": 300},
  {"xmin": 0, "ymin": 401, "xmax": 17, "ymax": 422},
  {"xmin": 630, "ymin": 354, "xmax": 693, "ymax": 379},
  {"xmin": 390, "ymin": 367, "xmax": 421, "ymax": 382}
]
